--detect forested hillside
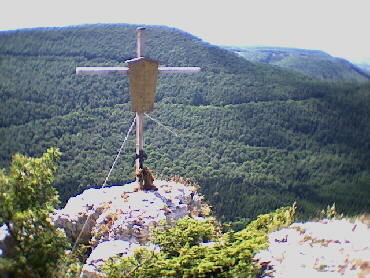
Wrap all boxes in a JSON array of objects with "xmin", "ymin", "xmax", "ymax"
[
  {"xmin": 0, "ymin": 24, "xmax": 369, "ymax": 222},
  {"xmin": 357, "ymin": 59, "xmax": 370, "ymax": 75},
  {"xmin": 225, "ymin": 46, "xmax": 370, "ymax": 83}
]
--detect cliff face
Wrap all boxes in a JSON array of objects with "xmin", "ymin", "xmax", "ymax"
[{"xmin": 52, "ymin": 179, "xmax": 206, "ymax": 277}]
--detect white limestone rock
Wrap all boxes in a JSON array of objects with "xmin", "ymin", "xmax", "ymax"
[
  {"xmin": 52, "ymin": 179, "xmax": 205, "ymax": 278},
  {"xmin": 255, "ymin": 218, "xmax": 370, "ymax": 278},
  {"xmin": 0, "ymin": 225, "xmax": 11, "ymax": 258}
]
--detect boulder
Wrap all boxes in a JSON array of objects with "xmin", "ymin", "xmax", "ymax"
[
  {"xmin": 254, "ymin": 218, "xmax": 370, "ymax": 278},
  {"xmin": 52, "ymin": 179, "xmax": 205, "ymax": 277}
]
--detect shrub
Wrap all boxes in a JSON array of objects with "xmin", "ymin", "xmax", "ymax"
[
  {"xmin": 0, "ymin": 148, "xmax": 70, "ymax": 278},
  {"xmin": 103, "ymin": 204, "xmax": 296, "ymax": 277}
]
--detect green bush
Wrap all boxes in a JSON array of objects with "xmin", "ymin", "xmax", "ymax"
[
  {"xmin": 103, "ymin": 204, "xmax": 296, "ymax": 277},
  {"xmin": 0, "ymin": 148, "xmax": 70, "ymax": 278}
]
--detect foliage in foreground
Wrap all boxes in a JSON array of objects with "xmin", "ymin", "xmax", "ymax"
[
  {"xmin": 0, "ymin": 148, "xmax": 70, "ymax": 278},
  {"xmin": 103, "ymin": 204, "xmax": 296, "ymax": 277}
]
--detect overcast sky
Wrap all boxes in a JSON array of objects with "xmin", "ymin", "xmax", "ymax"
[{"xmin": 1, "ymin": 0, "xmax": 369, "ymax": 63}]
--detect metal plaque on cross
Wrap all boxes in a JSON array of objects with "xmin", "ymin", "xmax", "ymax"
[{"xmin": 126, "ymin": 57, "xmax": 159, "ymax": 112}]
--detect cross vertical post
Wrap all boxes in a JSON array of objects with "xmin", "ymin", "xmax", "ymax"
[{"xmin": 135, "ymin": 27, "xmax": 145, "ymax": 173}]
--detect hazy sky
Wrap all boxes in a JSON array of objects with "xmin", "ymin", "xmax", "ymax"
[{"xmin": 1, "ymin": 0, "xmax": 369, "ymax": 62}]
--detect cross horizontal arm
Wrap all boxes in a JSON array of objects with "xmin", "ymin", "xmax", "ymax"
[
  {"xmin": 76, "ymin": 66, "xmax": 201, "ymax": 75},
  {"xmin": 76, "ymin": 67, "xmax": 129, "ymax": 75},
  {"xmin": 158, "ymin": 67, "xmax": 201, "ymax": 74}
]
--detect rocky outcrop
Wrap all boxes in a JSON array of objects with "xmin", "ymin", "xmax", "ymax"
[
  {"xmin": 52, "ymin": 179, "xmax": 205, "ymax": 277},
  {"xmin": 255, "ymin": 218, "xmax": 370, "ymax": 278}
]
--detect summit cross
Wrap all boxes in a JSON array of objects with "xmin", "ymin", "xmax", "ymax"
[{"xmin": 76, "ymin": 27, "xmax": 200, "ymax": 174}]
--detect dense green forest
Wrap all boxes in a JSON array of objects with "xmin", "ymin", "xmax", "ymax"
[
  {"xmin": 0, "ymin": 24, "xmax": 369, "ymax": 222},
  {"xmin": 225, "ymin": 46, "xmax": 370, "ymax": 83}
]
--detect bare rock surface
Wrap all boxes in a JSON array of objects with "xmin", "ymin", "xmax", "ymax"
[
  {"xmin": 255, "ymin": 218, "xmax": 370, "ymax": 278},
  {"xmin": 52, "ymin": 179, "xmax": 204, "ymax": 277},
  {"xmin": 0, "ymin": 225, "xmax": 12, "ymax": 259}
]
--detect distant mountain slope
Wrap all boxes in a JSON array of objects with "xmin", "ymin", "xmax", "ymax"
[
  {"xmin": 0, "ymin": 25, "xmax": 319, "ymax": 127},
  {"xmin": 356, "ymin": 58, "xmax": 370, "ymax": 75},
  {"xmin": 0, "ymin": 24, "xmax": 369, "ymax": 222},
  {"xmin": 225, "ymin": 46, "xmax": 370, "ymax": 83}
]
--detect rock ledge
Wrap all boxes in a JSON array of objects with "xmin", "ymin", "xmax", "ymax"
[{"xmin": 52, "ymin": 180, "xmax": 205, "ymax": 277}]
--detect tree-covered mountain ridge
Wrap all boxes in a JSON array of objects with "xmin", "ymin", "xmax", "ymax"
[
  {"xmin": 356, "ymin": 58, "xmax": 370, "ymax": 75},
  {"xmin": 224, "ymin": 46, "xmax": 370, "ymax": 83},
  {"xmin": 0, "ymin": 24, "xmax": 369, "ymax": 222}
]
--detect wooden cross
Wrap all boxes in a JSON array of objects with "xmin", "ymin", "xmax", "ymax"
[{"xmin": 76, "ymin": 27, "xmax": 200, "ymax": 175}]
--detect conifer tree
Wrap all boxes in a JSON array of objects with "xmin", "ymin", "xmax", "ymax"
[{"xmin": 0, "ymin": 148, "xmax": 69, "ymax": 278}]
